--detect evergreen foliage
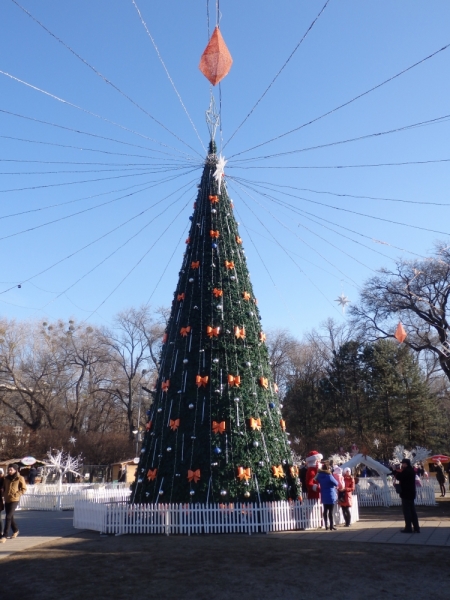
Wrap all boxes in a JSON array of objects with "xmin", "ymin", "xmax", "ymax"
[
  {"xmin": 132, "ymin": 143, "xmax": 298, "ymax": 504},
  {"xmin": 284, "ymin": 339, "xmax": 440, "ymax": 455}
]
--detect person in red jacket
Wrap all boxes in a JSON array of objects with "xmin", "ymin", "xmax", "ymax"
[
  {"xmin": 305, "ymin": 450, "xmax": 323, "ymax": 500},
  {"xmin": 338, "ymin": 467, "xmax": 355, "ymax": 526}
]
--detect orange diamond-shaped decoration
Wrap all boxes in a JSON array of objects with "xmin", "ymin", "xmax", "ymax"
[
  {"xmin": 394, "ymin": 322, "xmax": 407, "ymax": 344},
  {"xmin": 199, "ymin": 27, "xmax": 233, "ymax": 86}
]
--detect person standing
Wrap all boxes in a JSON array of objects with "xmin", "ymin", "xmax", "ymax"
[
  {"xmin": 0, "ymin": 469, "xmax": 5, "ymax": 536},
  {"xmin": 435, "ymin": 460, "xmax": 446, "ymax": 497},
  {"xmin": 393, "ymin": 458, "xmax": 420, "ymax": 534},
  {"xmin": 315, "ymin": 462, "xmax": 338, "ymax": 531},
  {"xmin": 27, "ymin": 466, "xmax": 38, "ymax": 486},
  {"xmin": 338, "ymin": 467, "xmax": 355, "ymax": 526},
  {"xmin": 0, "ymin": 464, "xmax": 27, "ymax": 542}
]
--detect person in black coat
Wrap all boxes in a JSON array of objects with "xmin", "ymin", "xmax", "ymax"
[{"xmin": 392, "ymin": 458, "xmax": 420, "ymax": 534}]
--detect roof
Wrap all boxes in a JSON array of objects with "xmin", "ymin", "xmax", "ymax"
[{"xmin": 340, "ymin": 453, "xmax": 391, "ymax": 475}]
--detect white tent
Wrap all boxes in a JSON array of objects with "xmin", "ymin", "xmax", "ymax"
[
  {"xmin": 340, "ymin": 453, "xmax": 391, "ymax": 475},
  {"xmin": 341, "ymin": 453, "xmax": 391, "ymax": 506}
]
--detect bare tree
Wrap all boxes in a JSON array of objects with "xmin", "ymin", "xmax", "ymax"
[{"xmin": 350, "ymin": 243, "xmax": 450, "ymax": 381}]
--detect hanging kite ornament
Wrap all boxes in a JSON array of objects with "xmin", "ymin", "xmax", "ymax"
[
  {"xmin": 394, "ymin": 322, "xmax": 407, "ymax": 344},
  {"xmin": 199, "ymin": 26, "xmax": 233, "ymax": 86}
]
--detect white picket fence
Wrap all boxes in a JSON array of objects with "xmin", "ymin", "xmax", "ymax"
[
  {"xmin": 356, "ymin": 478, "xmax": 436, "ymax": 506},
  {"xmin": 19, "ymin": 485, "xmax": 131, "ymax": 511},
  {"xmin": 73, "ymin": 498, "xmax": 359, "ymax": 535}
]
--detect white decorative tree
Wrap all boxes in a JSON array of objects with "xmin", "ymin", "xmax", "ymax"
[{"xmin": 43, "ymin": 450, "xmax": 82, "ymax": 491}]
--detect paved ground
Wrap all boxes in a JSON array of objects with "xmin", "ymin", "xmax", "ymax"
[
  {"xmin": 0, "ymin": 510, "xmax": 75, "ymax": 561},
  {"xmin": 0, "ymin": 497, "xmax": 448, "ymax": 562}
]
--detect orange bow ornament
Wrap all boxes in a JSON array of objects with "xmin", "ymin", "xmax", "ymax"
[
  {"xmin": 237, "ymin": 467, "xmax": 252, "ymax": 481},
  {"xmin": 145, "ymin": 421, "xmax": 152, "ymax": 431},
  {"xmin": 161, "ymin": 380, "xmax": 170, "ymax": 392},
  {"xmin": 170, "ymin": 419, "xmax": 180, "ymax": 431},
  {"xmin": 259, "ymin": 377, "xmax": 269, "ymax": 389},
  {"xmin": 196, "ymin": 375, "xmax": 209, "ymax": 388},
  {"xmin": 249, "ymin": 417, "xmax": 262, "ymax": 431},
  {"xmin": 162, "ymin": 333, "xmax": 168, "ymax": 344},
  {"xmin": 212, "ymin": 421, "xmax": 226, "ymax": 434},
  {"xmin": 242, "ymin": 291, "xmax": 251, "ymax": 301},
  {"xmin": 259, "ymin": 331, "xmax": 266, "ymax": 343},
  {"xmin": 147, "ymin": 468, "xmax": 157, "ymax": 481},
  {"xmin": 185, "ymin": 237, "xmax": 191, "ymax": 244},
  {"xmin": 234, "ymin": 326, "xmax": 246, "ymax": 339},
  {"xmin": 280, "ymin": 419, "xmax": 286, "ymax": 431},
  {"xmin": 209, "ymin": 195, "xmax": 219, "ymax": 204},
  {"xmin": 213, "ymin": 288, "xmax": 223, "ymax": 298},
  {"xmin": 187, "ymin": 469, "xmax": 201, "ymax": 483},
  {"xmin": 273, "ymin": 383, "xmax": 279, "ymax": 393},
  {"xmin": 236, "ymin": 235, "xmax": 242, "ymax": 244},
  {"xmin": 210, "ymin": 230, "xmax": 220, "ymax": 239},
  {"xmin": 180, "ymin": 326, "xmax": 191, "ymax": 337},
  {"xmin": 224, "ymin": 260, "xmax": 235, "ymax": 270},
  {"xmin": 272, "ymin": 465, "xmax": 284, "ymax": 478},
  {"xmin": 228, "ymin": 374, "xmax": 241, "ymax": 387},
  {"xmin": 206, "ymin": 326, "xmax": 220, "ymax": 338},
  {"xmin": 177, "ymin": 293, "xmax": 185, "ymax": 301},
  {"xmin": 191, "ymin": 261, "xmax": 200, "ymax": 269},
  {"xmin": 290, "ymin": 466, "xmax": 299, "ymax": 478}
]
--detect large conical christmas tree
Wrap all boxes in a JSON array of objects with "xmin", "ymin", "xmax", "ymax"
[{"xmin": 132, "ymin": 138, "xmax": 299, "ymax": 504}]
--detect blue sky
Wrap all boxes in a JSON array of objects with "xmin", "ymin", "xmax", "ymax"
[{"xmin": 0, "ymin": 0, "xmax": 449, "ymax": 337}]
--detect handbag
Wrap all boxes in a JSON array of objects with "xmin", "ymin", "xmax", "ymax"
[
  {"xmin": 338, "ymin": 490, "xmax": 346, "ymax": 501},
  {"xmin": 394, "ymin": 483, "xmax": 401, "ymax": 495}
]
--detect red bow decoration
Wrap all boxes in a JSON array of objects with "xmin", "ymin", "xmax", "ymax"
[
  {"xmin": 212, "ymin": 421, "xmax": 226, "ymax": 434},
  {"xmin": 193, "ymin": 202, "xmax": 197, "ymax": 209},
  {"xmin": 394, "ymin": 322, "xmax": 407, "ymax": 344},
  {"xmin": 272, "ymin": 465, "xmax": 284, "ymax": 478},
  {"xmin": 185, "ymin": 237, "xmax": 190, "ymax": 244},
  {"xmin": 187, "ymin": 469, "xmax": 201, "ymax": 483},
  {"xmin": 191, "ymin": 261, "xmax": 200, "ymax": 269},
  {"xmin": 210, "ymin": 230, "xmax": 220, "ymax": 239},
  {"xmin": 228, "ymin": 374, "xmax": 241, "ymax": 388},
  {"xmin": 180, "ymin": 326, "xmax": 191, "ymax": 337},
  {"xmin": 273, "ymin": 383, "xmax": 279, "ymax": 393},
  {"xmin": 145, "ymin": 421, "xmax": 152, "ymax": 431},
  {"xmin": 162, "ymin": 333, "xmax": 168, "ymax": 344},
  {"xmin": 280, "ymin": 419, "xmax": 286, "ymax": 431},
  {"xmin": 234, "ymin": 326, "xmax": 246, "ymax": 339},
  {"xmin": 207, "ymin": 326, "xmax": 220, "ymax": 338},
  {"xmin": 196, "ymin": 375, "xmax": 209, "ymax": 388},
  {"xmin": 249, "ymin": 417, "xmax": 262, "ymax": 431},
  {"xmin": 259, "ymin": 377, "xmax": 269, "ymax": 389},
  {"xmin": 209, "ymin": 195, "xmax": 219, "ymax": 204},
  {"xmin": 224, "ymin": 260, "xmax": 235, "ymax": 270},
  {"xmin": 170, "ymin": 419, "xmax": 180, "ymax": 431},
  {"xmin": 290, "ymin": 466, "xmax": 299, "ymax": 478},
  {"xmin": 237, "ymin": 467, "xmax": 252, "ymax": 481},
  {"xmin": 242, "ymin": 291, "xmax": 251, "ymax": 301},
  {"xmin": 213, "ymin": 288, "xmax": 223, "ymax": 298},
  {"xmin": 177, "ymin": 293, "xmax": 185, "ymax": 302},
  {"xmin": 236, "ymin": 235, "xmax": 242, "ymax": 245},
  {"xmin": 147, "ymin": 468, "xmax": 157, "ymax": 481},
  {"xmin": 259, "ymin": 331, "xmax": 266, "ymax": 343},
  {"xmin": 161, "ymin": 380, "xmax": 170, "ymax": 392}
]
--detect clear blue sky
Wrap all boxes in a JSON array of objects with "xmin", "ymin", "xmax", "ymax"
[{"xmin": 0, "ymin": 0, "xmax": 449, "ymax": 337}]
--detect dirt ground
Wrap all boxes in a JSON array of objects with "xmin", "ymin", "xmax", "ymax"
[{"xmin": 0, "ymin": 504, "xmax": 449, "ymax": 600}]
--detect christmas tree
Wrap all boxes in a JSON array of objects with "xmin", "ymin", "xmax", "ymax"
[{"xmin": 132, "ymin": 136, "xmax": 299, "ymax": 505}]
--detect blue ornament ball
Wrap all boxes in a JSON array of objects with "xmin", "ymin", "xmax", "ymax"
[
  {"xmin": 214, "ymin": 447, "xmax": 222, "ymax": 455},
  {"xmin": 269, "ymin": 402, "xmax": 275, "ymax": 409},
  {"xmin": 212, "ymin": 243, "xmax": 218, "ymax": 249},
  {"xmin": 189, "ymin": 215, "xmax": 193, "ymax": 221}
]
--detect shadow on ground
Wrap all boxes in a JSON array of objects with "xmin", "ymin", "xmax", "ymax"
[{"xmin": 0, "ymin": 530, "xmax": 449, "ymax": 600}]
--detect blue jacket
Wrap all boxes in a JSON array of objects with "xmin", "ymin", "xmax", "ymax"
[{"xmin": 315, "ymin": 470, "xmax": 338, "ymax": 504}]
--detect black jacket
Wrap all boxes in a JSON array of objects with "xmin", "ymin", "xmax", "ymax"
[{"xmin": 393, "ymin": 466, "xmax": 416, "ymax": 500}]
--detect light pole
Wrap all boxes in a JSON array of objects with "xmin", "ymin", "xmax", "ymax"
[{"xmin": 135, "ymin": 369, "xmax": 147, "ymax": 456}]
